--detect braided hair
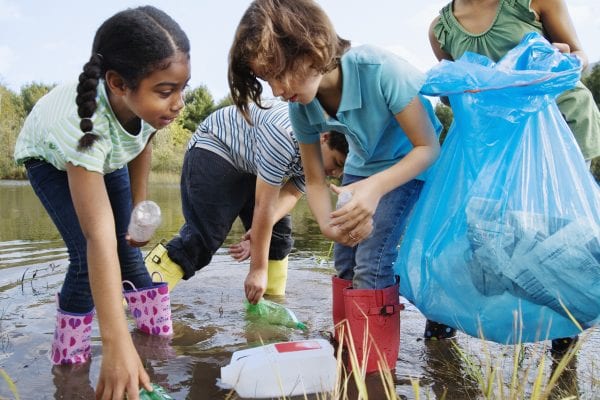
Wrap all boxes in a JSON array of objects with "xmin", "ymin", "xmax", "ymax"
[{"xmin": 76, "ymin": 6, "xmax": 190, "ymax": 150}]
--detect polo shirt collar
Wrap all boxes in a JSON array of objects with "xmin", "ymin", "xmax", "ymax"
[
  {"xmin": 305, "ymin": 51, "xmax": 363, "ymax": 125},
  {"xmin": 306, "ymin": 101, "xmax": 328, "ymax": 125},
  {"xmin": 338, "ymin": 51, "xmax": 362, "ymax": 112}
]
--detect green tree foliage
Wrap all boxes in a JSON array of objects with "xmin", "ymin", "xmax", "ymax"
[
  {"xmin": 151, "ymin": 85, "xmax": 219, "ymax": 178},
  {"xmin": 0, "ymin": 82, "xmax": 227, "ymax": 179},
  {"xmin": 151, "ymin": 122, "xmax": 189, "ymax": 176},
  {"xmin": 0, "ymin": 83, "xmax": 53, "ymax": 180},
  {"xmin": 179, "ymin": 85, "xmax": 215, "ymax": 132},
  {"xmin": 215, "ymin": 94, "xmax": 234, "ymax": 109},
  {"xmin": 434, "ymin": 101, "xmax": 453, "ymax": 145},
  {"xmin": 0, "ymin": 84, "xmax": 26, "ymax": 179},
  {"xmin": 582, "ymin": 63, "xmax": 600, "ymax": 181},
  {"xmin": 20, "ymin": 82, "xmax": 54, "ymax": 114},
  {"xmin": 582, "ymin": 63, "xmax": 600, "ymax": 107}
]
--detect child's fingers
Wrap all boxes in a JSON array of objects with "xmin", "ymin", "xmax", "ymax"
[
  {"xmin": 337, "ymin": 217, "xmax": 373, "ymax": 246},
  {"xmin": 126, "ymin": 234, "xmax": 149, "ymax": 248},
  {"xmin": 552, "ymin": 42, "xmax": 570, "ymax": 54},
  {"xmin": 331, "ymin": 208, "xmax": 370, "ymax": 232},
  {"xmin": 329, "ymin": 183, "xmax": 344, "ymax": 195}
]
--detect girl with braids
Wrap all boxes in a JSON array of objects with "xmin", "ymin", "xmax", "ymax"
[
  {"xmin": 229, "ymin": 0, "xmax": 442, "ymax": 374},
  {"xmin": 14, "ymin": 6, "xmax": 190, "ymax": 398}
]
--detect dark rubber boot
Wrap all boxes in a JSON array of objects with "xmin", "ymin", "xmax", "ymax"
[{"xmin": 424, "ymin": 319, "xmax": 457, "ymax": 340}]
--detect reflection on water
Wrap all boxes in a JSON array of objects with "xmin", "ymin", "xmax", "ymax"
[
  {"xmin": 0, "ymin": 180, "xmax": 597, "ymax": 399},
  {"xmin": 0, "ymin": 180, "xmax": 330, "ymax": 270}
]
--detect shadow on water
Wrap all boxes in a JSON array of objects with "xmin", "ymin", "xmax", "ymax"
[{"xmin": 0, "ymin": 181, "xmax": 598, "ymax": 399}]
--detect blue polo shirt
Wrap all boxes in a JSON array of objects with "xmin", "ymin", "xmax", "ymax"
[{"xmin": 289, "ymin": 45, "xmax": 441, "ymax": 178}]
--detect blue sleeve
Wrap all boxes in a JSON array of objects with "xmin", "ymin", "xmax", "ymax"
[
  {"xmin": 379, "ymin": 51, "xmax": 426, "ymax": 115},
  {"xmin": 288, "ymin": 103, "xmax": 320, "ymax": 144}
]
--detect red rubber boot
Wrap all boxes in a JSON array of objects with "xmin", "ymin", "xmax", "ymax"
[
  {"xmin": 343, "ymin": 282, "xmax": 403, "ymax": 374},
  {"xmin": 332, "ymin": 276, "xmax": 352, "ymax": 344}
]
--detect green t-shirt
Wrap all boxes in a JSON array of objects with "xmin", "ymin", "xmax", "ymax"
[
  {"xmin": 14, "ymin": 81, "xmax": 156, "ymax": 174},
  {"xmin": 433, "ymin": 0, "xmax": 600, "ymax": 160}
]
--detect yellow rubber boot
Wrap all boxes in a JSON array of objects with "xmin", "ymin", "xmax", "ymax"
[
  {"xmin": 265, "ymin": 257, "xmax": 288, "ymax": 296},
  {"xmin": 144, "ymin": 243, "xmax": 184, "ymax": 291}
]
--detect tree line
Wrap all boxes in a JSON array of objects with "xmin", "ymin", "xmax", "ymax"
[
  {"xmin": 1, "ymin": 64, "xmax": 599, "ymax": 181},
  {"xmin": 0, "ymin": 82, "xmax": 232, "ymax": 180}
]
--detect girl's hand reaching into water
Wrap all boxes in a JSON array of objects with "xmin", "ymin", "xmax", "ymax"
[{"xmin": 95, "ymin": 338, "xmax": 152, "ymax": 400}]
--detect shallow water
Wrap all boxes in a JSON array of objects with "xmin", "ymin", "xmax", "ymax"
[{"xmin": 0, "ymin": 181, "xmax": 598, "ymax": 399}]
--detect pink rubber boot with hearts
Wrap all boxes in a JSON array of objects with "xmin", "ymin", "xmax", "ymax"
[
  {"xmin": 123, "ymin": 279, "xmax": 173, "ymax": 336},
  {"xmin": 51, "ymin": 299, "xmax": 94, "ymax": 365}
]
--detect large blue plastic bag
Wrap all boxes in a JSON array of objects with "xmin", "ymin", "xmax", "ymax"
[{"xmin": 394, "ymin": 32, "xmax": 600, "ymax": 344}]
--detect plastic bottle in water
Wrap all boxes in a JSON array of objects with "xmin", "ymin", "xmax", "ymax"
[
  {"xmin": 128, "ymin": 200, "xmax": 162, "ymax": 242},
  {"xmin": 336, "ymin": 190, "xmax": 352, "ymax": 209},
  {"xmin": 139, "ymin": 383, "xmax": 173, "ymax": 400},
  {"xmin": 220, "ymin": 339, "xmax": 337, "ymax": 398},
  {"xmin": 245, "ymin": 298, "xmax": 307, "ymax": 331}
]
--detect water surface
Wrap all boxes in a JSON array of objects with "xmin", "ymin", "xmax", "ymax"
[{"xmin": 0, "ymin": 181, "xmax": 597, "ymax": 399}]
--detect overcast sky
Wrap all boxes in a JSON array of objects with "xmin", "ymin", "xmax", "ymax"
[{"xmin": 1, "ymin": 0, "xmax": 599, "ymax": 100}]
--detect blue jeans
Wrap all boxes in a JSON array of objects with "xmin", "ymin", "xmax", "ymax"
[
  {"xmin": 334, "ymin": 174, "xmax": 423, "ymax": 290},
  {"xmin": 25, "ymin": 159, "xmax": 152, "ymax": 313},
  {"xmin": 167, "ymin": 148, "xmax": 293, "ymax": 279}
]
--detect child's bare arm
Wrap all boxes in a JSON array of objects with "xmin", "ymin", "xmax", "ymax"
[
  {"xmin": 428, "ymin": 16, "xmax": 454, "ymax": 62},
  {"xmin": 533, "ymin": 0, "xmax": 588, "ymax": 69}
]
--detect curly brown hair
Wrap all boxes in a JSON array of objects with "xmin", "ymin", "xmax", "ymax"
[{"xmin": 228, "ymin": 0, "xmax": 350, "ymax": 122}]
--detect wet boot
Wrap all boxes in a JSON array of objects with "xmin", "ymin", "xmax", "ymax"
[
  {"xmin": 144, "ymin": 243, "xmax": 184, "ymax": 292},
  {"xmin": 551, "ymin": 335, "xmax": 579, "ymax": 355},
  {"xmin": 265, "ymin": 257, "xmax": 288, "ymax": 296},
  {"xmin": 123, "ymin": 280, "xmax": 173, "ymax": 337},
  {"xmin": 424, "ymin": 319, "xmax": 456, "ymax": 340},
  {"xmin": 51, "ymin": 297, "xmax": 94, "ymax": 365},
  {"xmin": 343, "ymin": 283, "xmax": 403, "ymax": 374},
  {"xmin": 332, "ymin": 276, "xmax": 352, "ymax": 344}
]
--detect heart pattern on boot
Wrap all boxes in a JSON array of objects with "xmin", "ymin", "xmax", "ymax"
[
  {"xmin": 51, "ymin": 308, "xmax": 94, "ymax": 365},
  {"xmin": 123, "ymin": 282, "xmax": 173, "ymax": 337}
]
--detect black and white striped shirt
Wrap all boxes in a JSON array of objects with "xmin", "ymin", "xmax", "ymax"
[{"xmin": 188, "ymin": 100, "xmax": 305, "ymax": 192}]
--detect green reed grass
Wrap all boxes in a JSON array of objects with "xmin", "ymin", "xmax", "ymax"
[
  {"xmin": 0, "ymin": 368, "xmax": 20, "ymax": 400},
  {"xmin": 245, "ymin": 323, "xmax": 589, "ymax": 400}
]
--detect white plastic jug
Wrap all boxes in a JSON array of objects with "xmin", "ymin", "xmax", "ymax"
[{"xmin": 219, "ymin": 339, "xmax": 337, "ymax": 398}]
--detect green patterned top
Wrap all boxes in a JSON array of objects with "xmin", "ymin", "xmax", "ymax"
[{"xmin": 433, "ymin": 0, "xmax": 600, "ymax": 160}]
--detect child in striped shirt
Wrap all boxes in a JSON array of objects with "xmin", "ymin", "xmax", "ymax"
[{"xmin": 145, "ymin": 100, "xmax": 348, "ymax": 302}]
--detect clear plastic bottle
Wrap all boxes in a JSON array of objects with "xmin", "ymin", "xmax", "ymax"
[
  {"xmin": 128, "ymin": 200, "xmax": 162, "ymax": 242},
  {"xmin": 336, "ymin": 190, "xmax": 352, "ymax": 209},
  {"xmin": 245, "ymin": 298, "xmax": 307, "ymax": 330}
]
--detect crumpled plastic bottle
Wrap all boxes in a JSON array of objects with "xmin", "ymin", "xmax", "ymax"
[
  {"xmin": 245, "ymin": 298, "xmax": 307, "ymax": 331},
  {"xmin": 128, "ymin": 200, "xmax": 162, "ymax": 242},
  {"xmin": 139, "ymin": 383, "xmax": 173, "ymax": 400},
  {"xmin": 336, "ymin": 190, "xmax": 352, "ymax": 209}
]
